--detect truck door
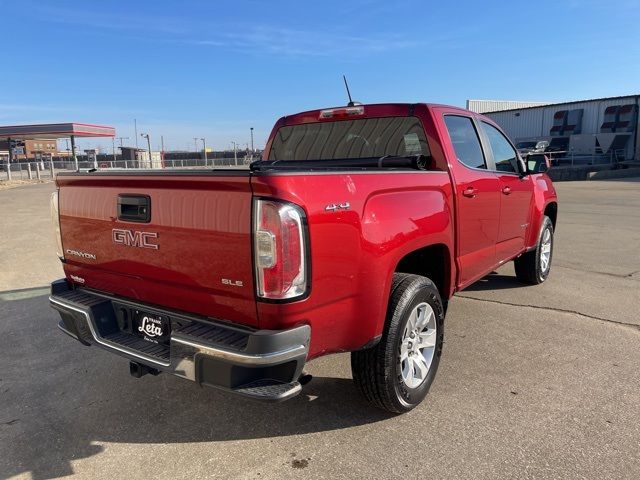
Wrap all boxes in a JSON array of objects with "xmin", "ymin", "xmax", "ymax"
[
  {"xmin": 478, "ymin": 120, "xmax": 535, "ymax": 262},
  {"xmin": 442, "ymin": 115, "xmax": 500, "ymax": 288}
]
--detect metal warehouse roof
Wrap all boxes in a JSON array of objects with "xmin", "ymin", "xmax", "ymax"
[
  {"xmin": 477, "ymin": 93, "xmax": 640, "ymax": 114},
  {"xmin": 467, "ymin": 99, "xmax": 550, "ymax": 113},
  {"xmin": 0, "ymin": 123, "xmax": 115, "ymax": 140}
]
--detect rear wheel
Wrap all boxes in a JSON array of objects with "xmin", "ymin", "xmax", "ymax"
[
  {"xmin": 514, "ymin": 215, "xmax": 554, "ymax": 284},
  {"xmin": 351, "ymin": 273, "xmax": 445, "ymax": 413}
]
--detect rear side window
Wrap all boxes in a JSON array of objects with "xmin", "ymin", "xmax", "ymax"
[
  {"xmin": 268, "ymin": 117, "xmax": 430, "ymax": 161},
  {"xmin": 481, "ymin": 122, "xmax": 519, "ymax": 174},
  {"xmin": 443, "ymin": 116, "xmax": 486, "ymax": 169}
]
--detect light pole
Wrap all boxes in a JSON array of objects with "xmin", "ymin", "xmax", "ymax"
[
  {"xmin": 141, "ymin": 133, "xmax": 152, "ymax": 167},
  {"xmin": 160, "ymin": 135, "xmax": 165, "ymax": 168},
  {"xmin": 231, "ymin": 141, "xmax": 238, "ymax": 165},
  {"xmin": 6, "ymin": 137, "xmax": 12, "ymax": 181},
  {"xmin": 250, "ymin": 127, "xmax": 254, "ymax": 162},
  {"xmin": 200, "ymin": 138, "xmax": 207, "ymax": 166}
]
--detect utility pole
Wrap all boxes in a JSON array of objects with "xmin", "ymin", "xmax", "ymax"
[
  {"xmin": 111, "ymin": 137, "xmax": 117, "ymax": 162},
  {"xmin": 134, "ymin": 119, "xmax": 138, "ymax": 148},
  {"xmin": 116, "ymin": 136, "xmax": 129, "ymax": 148},
  {"xmin": 193, "ymin": 137, "xmax": 199, "ymax": 159},
  {"xmin": 200, "ymin": 138, "xmax": 207, "ymax": 166},
  {"xmin": 141, "ymin": 133, "xmax": 152, "ymax": 167}
]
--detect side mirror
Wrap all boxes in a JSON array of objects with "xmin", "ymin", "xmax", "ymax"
[
  {"xmin": 526, "ymin": 154, "xmax": 551, "ymax": 174},
  {"xmin": 516, "ymin": 153, "xmax": 528, "ymax": 177}
]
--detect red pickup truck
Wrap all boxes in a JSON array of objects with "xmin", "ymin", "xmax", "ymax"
[{"xmin": 49, "ymin": 103, "xmax": 557, "ymax": 413}]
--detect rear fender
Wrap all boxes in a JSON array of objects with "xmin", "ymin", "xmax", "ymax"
[{"xmin": 360, "ymin": 187, "xmax": 454, "ymax": 340}]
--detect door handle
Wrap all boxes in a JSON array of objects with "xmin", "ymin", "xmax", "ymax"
[
  {"xmin": 462, "ymin": 186, "xmax": 476, "ymax": 198},
  {"xmin": 501, "ymin": 186, "xmax": 512, "ymax": 195}
]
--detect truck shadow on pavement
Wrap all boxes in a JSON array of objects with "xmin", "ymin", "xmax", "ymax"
[
  {"xmin": 463, "ymin": 271, "xmax": 525, "ymax": 292},
  {"xmin": 0, "ymin": 291, "xmax": 393, "ymax": 480}
]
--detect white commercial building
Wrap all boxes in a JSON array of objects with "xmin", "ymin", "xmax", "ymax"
[{"xmin": 467, "ymin": 95, "xmax": 640, "ymax": 162}]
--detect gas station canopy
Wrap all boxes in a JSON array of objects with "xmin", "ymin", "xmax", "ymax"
[
  {"xmin": 0, "ymin": 123, "xmax": 115, "ymax": 171},
  {"xmin": 0, "ymin": 122, "xmax": 115, "ymax": 140}
]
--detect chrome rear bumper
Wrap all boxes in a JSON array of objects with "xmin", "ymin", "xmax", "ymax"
[{"xmin": 49, "ymin": 279, "xmax": 309, "ymax": 401}]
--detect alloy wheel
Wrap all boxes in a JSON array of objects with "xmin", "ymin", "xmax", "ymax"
[{"xmin": 398, "ymin": 302, "xmax": 437, "ymax": 389}]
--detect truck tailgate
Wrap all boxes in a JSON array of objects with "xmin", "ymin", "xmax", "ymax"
[{"xmin": 56, "ymin": 173, "xmax": 258, "ymax": 327}]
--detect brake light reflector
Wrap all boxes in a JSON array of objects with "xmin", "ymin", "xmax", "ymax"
[
  {"xmin": 254, "ymin": 199, "xmax": 308, "ymax": 300},
  {"xmin": 319, "ymin": 105, "xmax": 364, "ymax": 119}
]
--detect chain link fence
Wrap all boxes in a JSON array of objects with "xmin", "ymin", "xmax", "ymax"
[
  {"xmin": 4, "ymin": 149, "xmax": 630, "ymax": 181},
  {"xmin": 539, "ymin": 149, "xmax": 629, "ymax": 167},
  {"xmin": 1, "ymin": 157, "xmax": 251, "ymax": 181}
]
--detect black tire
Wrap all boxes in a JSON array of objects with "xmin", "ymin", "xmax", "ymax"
[
  {"xmin": 351, "ymin": 273, "xmax": 445, "ymax": 413},
  {"xmin": 514, "ymin": 215, "xmax": 554, "ymax": 285}
]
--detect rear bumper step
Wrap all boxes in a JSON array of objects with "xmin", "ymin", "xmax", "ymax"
[
  {"xmin": 49, "ymin": 279, "xmax": 309, "ymax": 402},
  {"xmin": 234, "ymin": 379, "xmax": 302, "ymax": 402}
]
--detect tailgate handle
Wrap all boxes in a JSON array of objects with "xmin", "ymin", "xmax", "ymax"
[{"xmin": 117, "ymin": 195, "xmax": 151, "ymax": 223}]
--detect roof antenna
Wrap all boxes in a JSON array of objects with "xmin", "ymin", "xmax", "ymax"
[{"xmin": 343, "ymin": 75, "xmax": 359, "ymax": 107}]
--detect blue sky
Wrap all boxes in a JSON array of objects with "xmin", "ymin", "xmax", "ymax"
[{"xmin": 1, "ymin": 0, "xmax": 639, "ymax": 152}]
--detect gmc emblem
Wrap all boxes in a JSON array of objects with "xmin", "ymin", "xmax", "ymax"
[{"xmin": 112, "ymin": 228, "xmax": 159, "ymax": 249}]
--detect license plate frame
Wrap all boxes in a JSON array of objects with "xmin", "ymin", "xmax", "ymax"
[{"xmin": 133, "ymin": 310, "xmax": 171, "ymax": 345}]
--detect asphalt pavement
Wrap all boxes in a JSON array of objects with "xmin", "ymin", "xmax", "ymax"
[{"xmin": 1, "ymin": 179, "xmax": 639, "ymax": 479}]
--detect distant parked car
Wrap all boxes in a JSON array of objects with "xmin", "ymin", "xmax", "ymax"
[{"xmin": 516, "ymin": 140, "xmax": 549, "ymax": 156}]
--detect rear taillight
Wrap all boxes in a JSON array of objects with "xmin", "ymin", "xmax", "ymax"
[
  {"xmin": 50, "ymin": 191, "xmax": 64, "ymax": 260},
  {"xmin": 254, "ymin": 199, "xmax": 308, "ymax": 300}
]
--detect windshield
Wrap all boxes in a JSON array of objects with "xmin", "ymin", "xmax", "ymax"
[
  {"xmin": 268, "ymin": 116, "xmax": 430, "ymax": 161},
  {"xmin": 516, "ymin": 141, "xmax": 537, "ymax": 149}
]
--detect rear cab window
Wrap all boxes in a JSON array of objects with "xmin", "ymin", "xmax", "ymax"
[{"xmin": 268, "ymin": 117, "xmax": 430, "ymax": 161}]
